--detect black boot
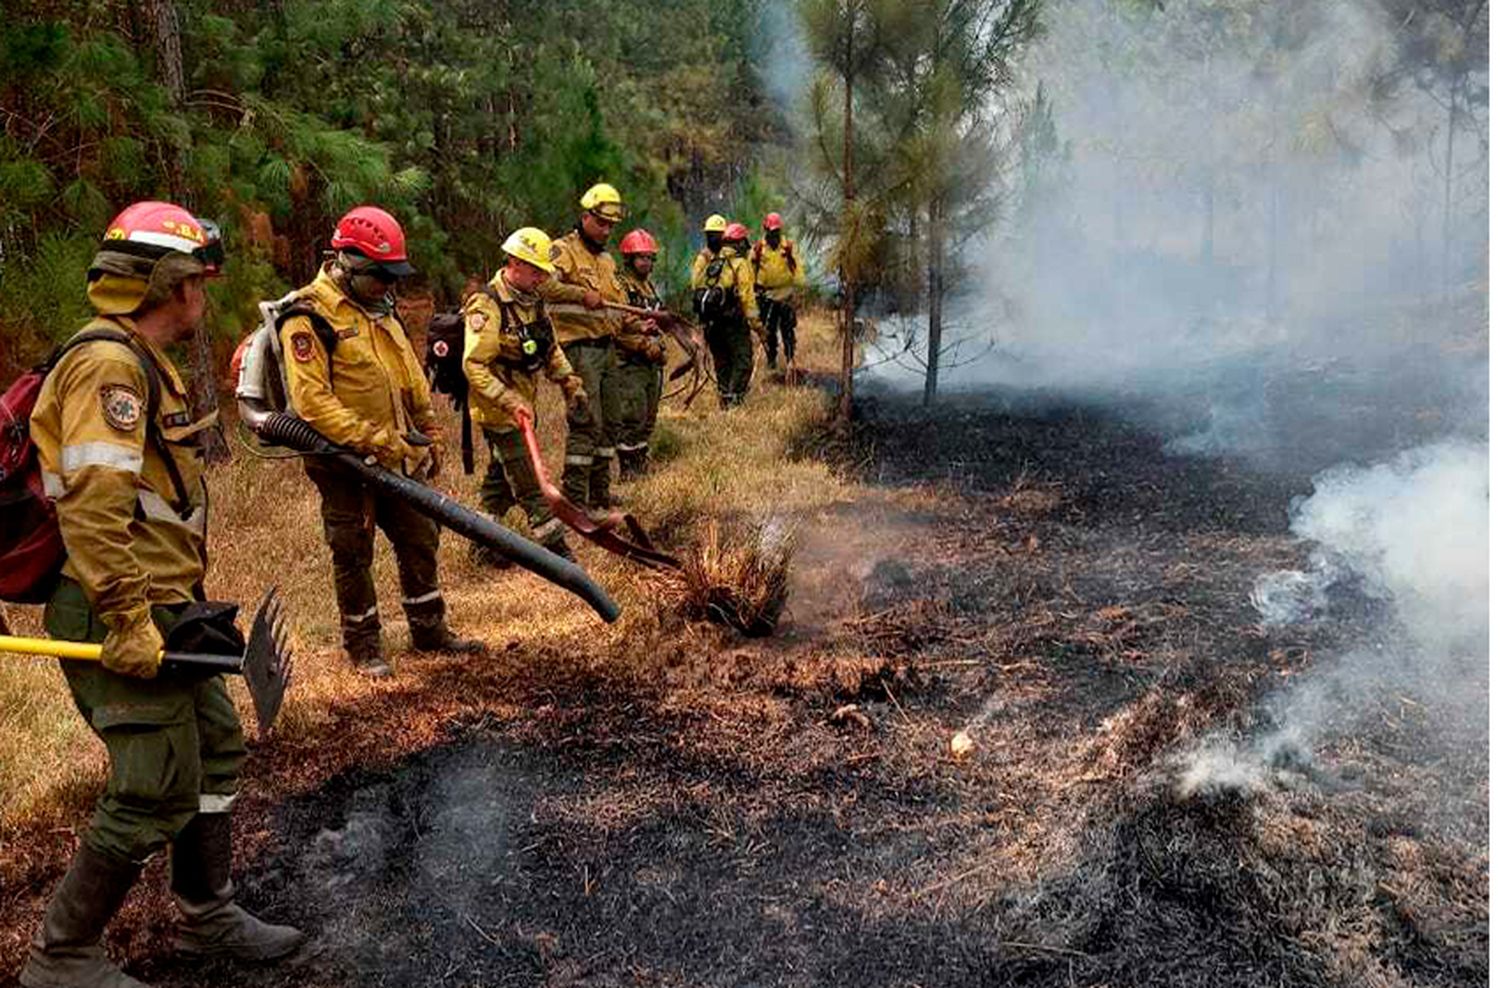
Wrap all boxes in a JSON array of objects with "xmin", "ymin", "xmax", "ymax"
[
  {"xmin": 20, "ymin": 844, "xmax": 149, "ymax": 988},
  {"xmin": 172, "ymin": 812, "xmax": 304, "ymax": 962}
]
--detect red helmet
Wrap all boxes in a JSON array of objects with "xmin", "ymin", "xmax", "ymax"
[
  {"xmin": 724, "ymin": 222, "xmax": 750, "ymax": 241},
  {"xmin": 619, "ymin": 229, "xmax": 659, "ymax": 255},
  {"xmin": 330, "ymin": 205, "xmax": 414, "ymax": 276},
  {"xmin": 100, "ymin": 201, "xmax": 223, "ymax": 275},
  {"xmin": 763, "ymin": 212, "xmax": 783, "ymax": 231}
]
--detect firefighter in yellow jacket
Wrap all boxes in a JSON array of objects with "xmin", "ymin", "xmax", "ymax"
[
  {"xmin": 752, "ymin": 212, "xmax": 806, "ymax": 370},
  {"xmin": 279, "ymin": 206, "xmax": 482, "ymax": 678},
  {"xmin": 699, "ymin": 223, "xmax": 763, "ymax": 407},
  {"xmin": 690, "ymin": 213, "xmax": 727, "ymax": 290},
  {"xmin": 614, "ymin": 228, "xmax": 669, "ymax": 478},
  {"xmin": 463, "ymin": 227, "xmax": 590, "ymax": 562},
  {"xmin": 538, "ymin": 183, "xmax": 625, "ymax": 510},
  {"xmin": 23, "ymin": 202, "xmax": 302, "ymax": 988}
]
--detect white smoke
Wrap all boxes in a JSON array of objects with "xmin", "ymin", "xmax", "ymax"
[
  {"xmin": 1180, "ymin": 441, "xmax": 1489, "ymax": 796},
  {"xmin": 903, "ymin": 0, "xmax": 1486, "ymax": 466}
]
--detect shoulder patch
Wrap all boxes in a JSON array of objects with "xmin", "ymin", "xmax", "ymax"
[
  {"xmin": 99, "ymin": 384, "xmax": 143, "ymax": 432},
  {"xmin": 290, "ymin": 331, "xmax": 315, "ymax": 363},
  {"xmin": 468, "ymin": 311, "xmax": 488, "ymax": 331}
]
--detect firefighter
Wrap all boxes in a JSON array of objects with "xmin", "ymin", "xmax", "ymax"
[
  {"xmin": 537, "ymin": 183, "xmax": 624, "ymax": 511},
  {"xmin": 279, "ymin": 205, "xmax": 482, "ymax": 678},
  {"xmin": 752, "ymin": 212, "xmax": 806, "ymax": 370},
  {"xmin": 690, "ymin": 213, "xmax": 728, "ymax": 290},
  {"xmin": 613, "ymin": 228, "xmax": 668, "ymax": 479},
  {"xmin": 700, "ymin": 222, "xmax": 763, "ymax": 408},
  {"xmin": 462, "ymin": 227, "xmax": 590, "ymax": 562},
  {"xmin": 23, "ymin": 202, "xmax": 302, "ymax": 987}
]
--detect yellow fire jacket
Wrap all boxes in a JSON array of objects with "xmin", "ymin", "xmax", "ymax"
[
  {"xmin": 279, "ymin": 264, "xmax": 438, "ymax": 475},
  {"xmin": 690, "ymin": 247, "xmax": 716, "ymax": 290},
  {"xmin": 538, "ymin": 229, "xmax": 624, "ymax": 345},
  {"xmin": 707, "ymin": 246, "xmax": 764, "ymax": 333},
  {"xmin": 30, "ymin": 317, "xmax": 211, "ymax": 616},
  {"xmin": 614, "ymin": 268, "xmax": 667, "ymax": 364},
  {"xmin": 462, "ymin": 272, "xmax": 582, "ymax": 432},
  {"xmin": 752, "ymin": 237, "xmax": 806, "ymax": 302}
]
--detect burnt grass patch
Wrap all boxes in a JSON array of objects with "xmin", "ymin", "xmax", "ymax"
[{"xmin": 127, "ymin": 389, "xmax": 1485, "ymax": 987}]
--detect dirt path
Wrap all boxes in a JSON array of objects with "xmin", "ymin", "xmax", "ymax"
[{"xmin": 25, "ymin": 390, "xmax": 1488, "ymax": 988}]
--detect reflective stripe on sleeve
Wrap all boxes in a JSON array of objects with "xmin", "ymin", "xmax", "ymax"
[
  {"xmin": 41, "ymin": 470, "xmax": 65, "ymax": 498},
  {"xmin": 60, "ymin": 442, "xmax": 143, "ymax": 475}
]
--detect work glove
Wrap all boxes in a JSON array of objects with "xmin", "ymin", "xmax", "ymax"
[
  {"xmin": 364, "ymin": 427, "xmax": 417, "ymax": 473},
  {"xmin": 581, "ymin": 290, "xmax": 604, "ymax": 310},
  {"xmin": 567, "ymin": 387, "xmax": 593, "ymax": 417},
  {"xmin": 644, "ymin": 340, "xmax": 667, "ymax": 364},
  {"xmin": 424, "ymin": 439, "xmax": 444, "ymax": 481},
  {"xmin": 100, "ymin": 606, "xmax": 163, "ymax": 679},
  {"xmin": 512, "ymin": 405, "xmax": 535, "ymax": 433}
]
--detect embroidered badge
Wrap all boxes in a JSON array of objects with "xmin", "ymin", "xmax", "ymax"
[
  {"xmin": 433, "ymin": 340, "xmax": 450, "ymax": 358},
  {"xmin": 291, "ymin": 331, "xmax": 315, "ymax": 363},
  {"xmin": 467, "ymin": 312, "xmax": 487, "ymax": 332},
  {"xmin": 99, "ymin": 385, "xmax": 143, "ymax": 432}
]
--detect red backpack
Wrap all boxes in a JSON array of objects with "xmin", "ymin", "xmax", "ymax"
[{"xmin": 0, "ymin": 329, "xmax": 164, "ymax": 603}]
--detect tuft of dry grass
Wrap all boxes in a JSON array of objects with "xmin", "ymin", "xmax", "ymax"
[{"xmin": 656, "ymin": 518, "xmax": 796, "ymax": 636}]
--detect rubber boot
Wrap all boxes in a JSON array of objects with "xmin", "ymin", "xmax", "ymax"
[
  {"xmin": 171, "ymin": 813, "xmax": 304, "ymax": 962},
  {"xmin": 19, "ymin": 844, "xmax": 148, "ymax": 988}
]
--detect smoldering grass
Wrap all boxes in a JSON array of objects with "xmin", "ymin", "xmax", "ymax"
[{"xmin": 655, "ymin": 518, "xmax": 797, "ymax": 637}]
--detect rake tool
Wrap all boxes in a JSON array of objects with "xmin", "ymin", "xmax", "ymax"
[
  {"xmin": 515, "ymin": 410, "xmax": 682, "ymax": 571},
  {"xmin": 549, "ymin": 301, "xmax": 711, "ymax": 408},
  {"xmin": 0, "ymin": 588, "xmax": 293, "ymax": 738}
]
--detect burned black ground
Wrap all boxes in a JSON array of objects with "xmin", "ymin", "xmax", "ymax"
[{"xmin": 136, "ymin": 389, "xmax": 1485, "ymax": 988}]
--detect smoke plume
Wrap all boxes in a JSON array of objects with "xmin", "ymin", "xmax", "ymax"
[
  {"xmin": 884, "ymin": 0, "xmax": 1487, "ymax": 471},
  {"xmin": 1180, "ymin": 441, "xmax": 1488, "ymax": 796}
]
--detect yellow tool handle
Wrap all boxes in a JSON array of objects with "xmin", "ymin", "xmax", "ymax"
[
  {"xmin": 0, "ymin": 635, "xmax": 107, "ymax": 661},
  {"xmin": 0, "ymin": 634, "xmax": 243, "ymax": 672}
]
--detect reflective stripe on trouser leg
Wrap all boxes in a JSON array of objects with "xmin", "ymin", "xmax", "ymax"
[{"xmin": 562, "ymin": 340, "xmax": 609, "ymax": 505}]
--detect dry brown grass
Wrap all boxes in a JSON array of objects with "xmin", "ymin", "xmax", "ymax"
[
  {"xmin": 654, "ymin": 518, "xmax": 796, "ymax": 636},
  {"xmin": 0, "ymin": 310, "xmax": 848, "ymax": 833}
]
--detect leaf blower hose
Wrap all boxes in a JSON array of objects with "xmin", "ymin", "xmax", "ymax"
[{"xmin": 249, "ymin": 411, "xmax": 620, "ymax": 623}]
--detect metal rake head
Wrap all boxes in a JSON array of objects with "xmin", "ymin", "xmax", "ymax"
[{"xmin": 243, "ymin": 587, "xmax": 294, "ymax": 738}]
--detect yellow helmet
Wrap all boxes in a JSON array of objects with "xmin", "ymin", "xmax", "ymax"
[
  {"xmin": 501, "ymin": 226, "xmax": 556, "ymax": 273},
  {"xmin": 702, "ymin": 213, "xmax": 728, "ymax": 233},
  {"xmin": 579, "ymin": 183, "xmax": 625, "ymax": 221}
]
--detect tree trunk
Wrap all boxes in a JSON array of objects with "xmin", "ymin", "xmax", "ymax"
[
  {"xmin": 923, "ymin": 197, "xmax": 943, "ymax": 407},
  {"xmin": 837, "ymin": 11, "xmax": 856, "ymax": 427},
  {"xmin": 146, "ymin": 0, "xmax": 231, "ymax": 463}
]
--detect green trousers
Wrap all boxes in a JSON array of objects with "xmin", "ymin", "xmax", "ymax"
[
  {"xmin": 44, "ymin": 579, "xmax": 247, "ymax": 865},
  {"xmin": 479, "ymin": 426, "xmax": 566, "ymax": 546},
  {"xmin": 561, "ymin": 339, "xmax": 620, "ymax": 507},
  {"xmin": 304, "ymin": 458, "xmax": 445, "ymax": 653},
  {"xmin": 612, "ymin": 357, "xmax": 663, "ymax": 457},
  {"xmin": 705, "ymin": 317, "xmax": 753, "ymax": 407}
]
